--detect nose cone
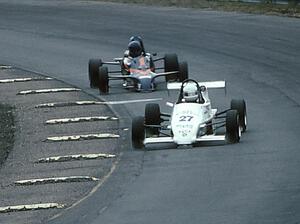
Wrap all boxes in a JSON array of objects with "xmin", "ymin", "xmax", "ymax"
[{"xmin": 138, "ymin": 77, "xmax": 153, "ymax": 91}]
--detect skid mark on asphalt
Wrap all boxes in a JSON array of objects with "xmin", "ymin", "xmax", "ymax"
[
  {"xmin": 15, "ymin": 176, "xmax": 99, "ymax": 186},
  {"xmin": 45, "ymin": 133, "xmax": 120, "ymax": 142},
  {"xmin": 17, "ymin": 88, "xmax": 81, "ymax": 95},
  {"xmin": 35, "ymin": 98, "xmax": 162, "ymax": 108},
  {"xmin": 0, "ymin": 77, "xmax": 53, "ymax": 83},
  {"xmin": 0, "ymin": 203, "xmax": 64, "ymax": 213},
  {"xmin": 37, "ymin": 153, "xmax": 116, "ymax": 163},
  {"xmin": 45, "ymin": 116, "xmax": 118, "ymax": 124}
]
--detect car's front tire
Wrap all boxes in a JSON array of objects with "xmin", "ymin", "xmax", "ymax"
[
  {"xmin": 145, "ymin": 103, "xmax": 161, "ymax": 136},
  {"xmin": 98, "ymin": 66, "xmax": 109, "ymax": 94},
  {"xmin": 88, "ymin": 59, "xmax": 102, "ymax": 88},
  {"xmin": 226, "ymin": 110, "xmax": 240, "ymax": 143},
  {"xmin": 231, "ymin": 99, "xmax": 247, "ymax": 132}
]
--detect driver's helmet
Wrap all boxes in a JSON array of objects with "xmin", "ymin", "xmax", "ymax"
[
  {"xmin": 130, "ymin": 35, "xmax": 142, "ymax": 44},
  {"xmin": 130, "ymin": 36, "xmax": 144, "ymax": 52},
  {"xmin": 128, "ymin": 41, "xmax": 142, "ymax": 58},
  {"xmin": 183, "ymin": 83, "xmax": 198, "ymax": 102}
]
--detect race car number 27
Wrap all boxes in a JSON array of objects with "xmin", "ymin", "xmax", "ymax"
[{"xmin": 179, "ymin": 115, "xmax": 193, "ymax": 122}]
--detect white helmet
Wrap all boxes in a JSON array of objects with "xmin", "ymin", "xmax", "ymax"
[{"xmin": 183, "ymin": 83, "xmax": 198, "ymax": 102}]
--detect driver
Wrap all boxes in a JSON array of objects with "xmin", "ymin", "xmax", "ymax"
[
  {"xmin": 122, "ymin": 37, "xmax": 154, "ymax": 76},
  {"xmin": 129, "ymin": 35, "xmax": 145, "ymax": 55},
  {"xmin": 123, "ymin": 40, "xmax": 143, "ymax": 71},
  {"xmin": 182, "ymin": 82, "xmax": 204, "ymax": 103}
]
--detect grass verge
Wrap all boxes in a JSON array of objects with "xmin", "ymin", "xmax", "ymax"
[
  {"xmin": 93, "ymin": 0, "xmax": 300, "ymax": 17},
  {"xmin": 0, "ymin": 104, "xmax": 14, "ymax": 167}
]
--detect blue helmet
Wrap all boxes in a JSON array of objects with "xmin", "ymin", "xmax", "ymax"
[
  {"xmin": 129, "ymin": 36, "xmax": 145, "ymax": 54},
  {"xmin": 128, "ymin": 41, "xmax": 142, "ymax": 58},
  {"xmin": 130, "ymin": 35, "xmax": 142, "ymax": 43}
]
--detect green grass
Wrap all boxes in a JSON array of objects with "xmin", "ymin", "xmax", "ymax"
[
  {"xmin": 0, "ymin": 104, "xmax": 14, "ymax": 166},
  {"xmin": 93, "ymin": 0, "xmax": 300, "ymax": 17}
]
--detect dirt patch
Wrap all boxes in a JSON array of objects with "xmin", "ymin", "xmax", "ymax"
[
  {"xmin": 92, "ymin": 0, "xmax": 300, "ymax": 17},
  {"xmin": 0, "ymin": 104, "xmax": 14, "ymax": 166}
]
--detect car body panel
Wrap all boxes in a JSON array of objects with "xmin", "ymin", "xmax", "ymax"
[{"xmin": 170, "ymin": 103, "xmax": 214, "ymax": 144}]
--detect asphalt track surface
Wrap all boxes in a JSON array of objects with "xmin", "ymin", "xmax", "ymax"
[{"xmin": 0, "ymin": 1, "xmax": 300, "ymax": 223}]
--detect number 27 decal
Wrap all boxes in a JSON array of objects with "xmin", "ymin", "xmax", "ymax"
[{"xmin": 179, "ymin": 116, "xmax": 193, "ymax": 122}]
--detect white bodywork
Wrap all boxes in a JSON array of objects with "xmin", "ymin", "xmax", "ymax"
[
  {"xmin": 171, "ymin": 102, "xmax": 215, "ymax": 144},
  {"xmin": 144, "ymin": 81, "xmax": 226, "ymax": 146}
]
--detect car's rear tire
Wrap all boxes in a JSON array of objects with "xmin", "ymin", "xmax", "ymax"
[
  {"xmin": 231, "ymin": 99, "xmax": 247, "ymax": 132},
  {"xmin": 145, "ymin": 103, "xmax": 161, "ymax": 136},
  {"xmin": 88, "ymin": 59, "xmax": 102, "ymax": 88},
  {"xmin": 132, "ymin": 116, "xmax": 145, "ymax": 149},
  {"xmin": 164, "ymin": 53, "xmax": 179, "ymax": 82},
  {"xmin": 178, "ymin": 61, "xmax": 188, "ymax": 82},
  {"xmin": 226, "ymin": 110, "xmax": 240, "ymax": 143},
  {"xmin": 98, "ymin": 66, "xmax": 109, "ymax": 94}
]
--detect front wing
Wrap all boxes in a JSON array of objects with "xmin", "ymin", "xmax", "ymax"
[{"xmin": 144, "ymin": 135, "xmax": 226, "ymax": 145}]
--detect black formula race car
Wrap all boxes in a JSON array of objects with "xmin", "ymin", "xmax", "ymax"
[{"xmin": 88, "ymin": 53, "xmax": 188, "ymax": 94}]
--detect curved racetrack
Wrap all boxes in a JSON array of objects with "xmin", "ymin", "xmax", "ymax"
[{"xmin": 0, "ymin": 1, "xmax": 300, "ymax": 223}]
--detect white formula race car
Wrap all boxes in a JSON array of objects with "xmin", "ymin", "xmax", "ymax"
[{"xmin": 131, "ymin": 79, "xmax": 247, "ymax": 149}]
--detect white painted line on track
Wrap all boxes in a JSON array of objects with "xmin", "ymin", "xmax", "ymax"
[
  {"xmin": 45, "ymin": 116, "xmax": 118, "ymax": 124},
  {"xmin": 0, "ymin": 203, "xmax": 64, "ymax": 213},
  {"xmin": 35, "ymin": 98, "xmax": 162, "ymax": 108},
  {"xmin": 0, "ymin": 77, "xmax": 52, "ymax": 83},
  {"xmin": 37, "ymin": 153, "xmax": 116, "ymax": 163},
  {"xmin": 0, "ymin": 65, "xmax": 12, "ymax": 69},
  {"xmin": 15, "ymin": 176, "xmax": 99, "ymax": 185},
  {"xmin": 46, "ymin": 133, "xmax": 119, "ymax": 142},
  {"xmin": 103, "ymin": 98, "xmax": 163, "ymax": 105},
  {"xmin": 18, "ymin": 88, "xmax": 81, "ymax": 95}
]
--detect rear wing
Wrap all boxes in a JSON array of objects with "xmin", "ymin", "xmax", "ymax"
[{"xmin": 167, "ymin": 81, "xmax": 226, "ymax": 90}]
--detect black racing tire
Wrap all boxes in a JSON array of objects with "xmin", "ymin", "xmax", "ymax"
[
  {"xmin": 145, "ymin": 103, "xmax": 161, "ymax": 136},
  {"xmin": 98, "ymin": 66, "xmax": 109, "ymax": 94},
  {"xmin": 178, "ymin": 61, "xmax": 188, "ymax": 82},
  {"xmin": 164, "ymin": 53, "xmax": 179, "ymax": 82},
  {"xmin": 226, "ymin": 110, "xmax": 240, "ymax": 143},
  {"xmin": 231, "ymin": 99, "xmax": 247, "ymax": 132},
  {"xmin": 132, "ymin": 116, "xmax": 145, "ymax": 149},
  {"xmin": 145, "ymin": 103, "xmax": 161, "ymax": 125},
  {"xmin": 88, "ymin": 59, "xmax": 102, "ymax": 88}
]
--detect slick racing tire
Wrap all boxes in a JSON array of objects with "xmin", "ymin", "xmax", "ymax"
[
  {"xmin": 164, "ymin": 53, "xmax": 179, "ymax": 82},
  {"xmin": 226, "ymin": 110, "xmax": 240, "ymax": 143},
  {"xmin": 145, "ymin": 103, "xmax": 161, "ymax": 136},
  {"xmin": 231, "ymin": 99, "xmax": 247, "ymax": 132},
  {"xmin": 132, "ymin": 116, "xmax": 145, "ymax": 149},
  {"xmin": 178, "ymin": 61, "xmax": 188, "ymax": 82},
  {"xmin": 98, "ymin": 66, "xmax": 109, "ymax": 94},
  {"xmin": 88, "ymin": 59, "xmax": 102, "ymax": 88}
]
